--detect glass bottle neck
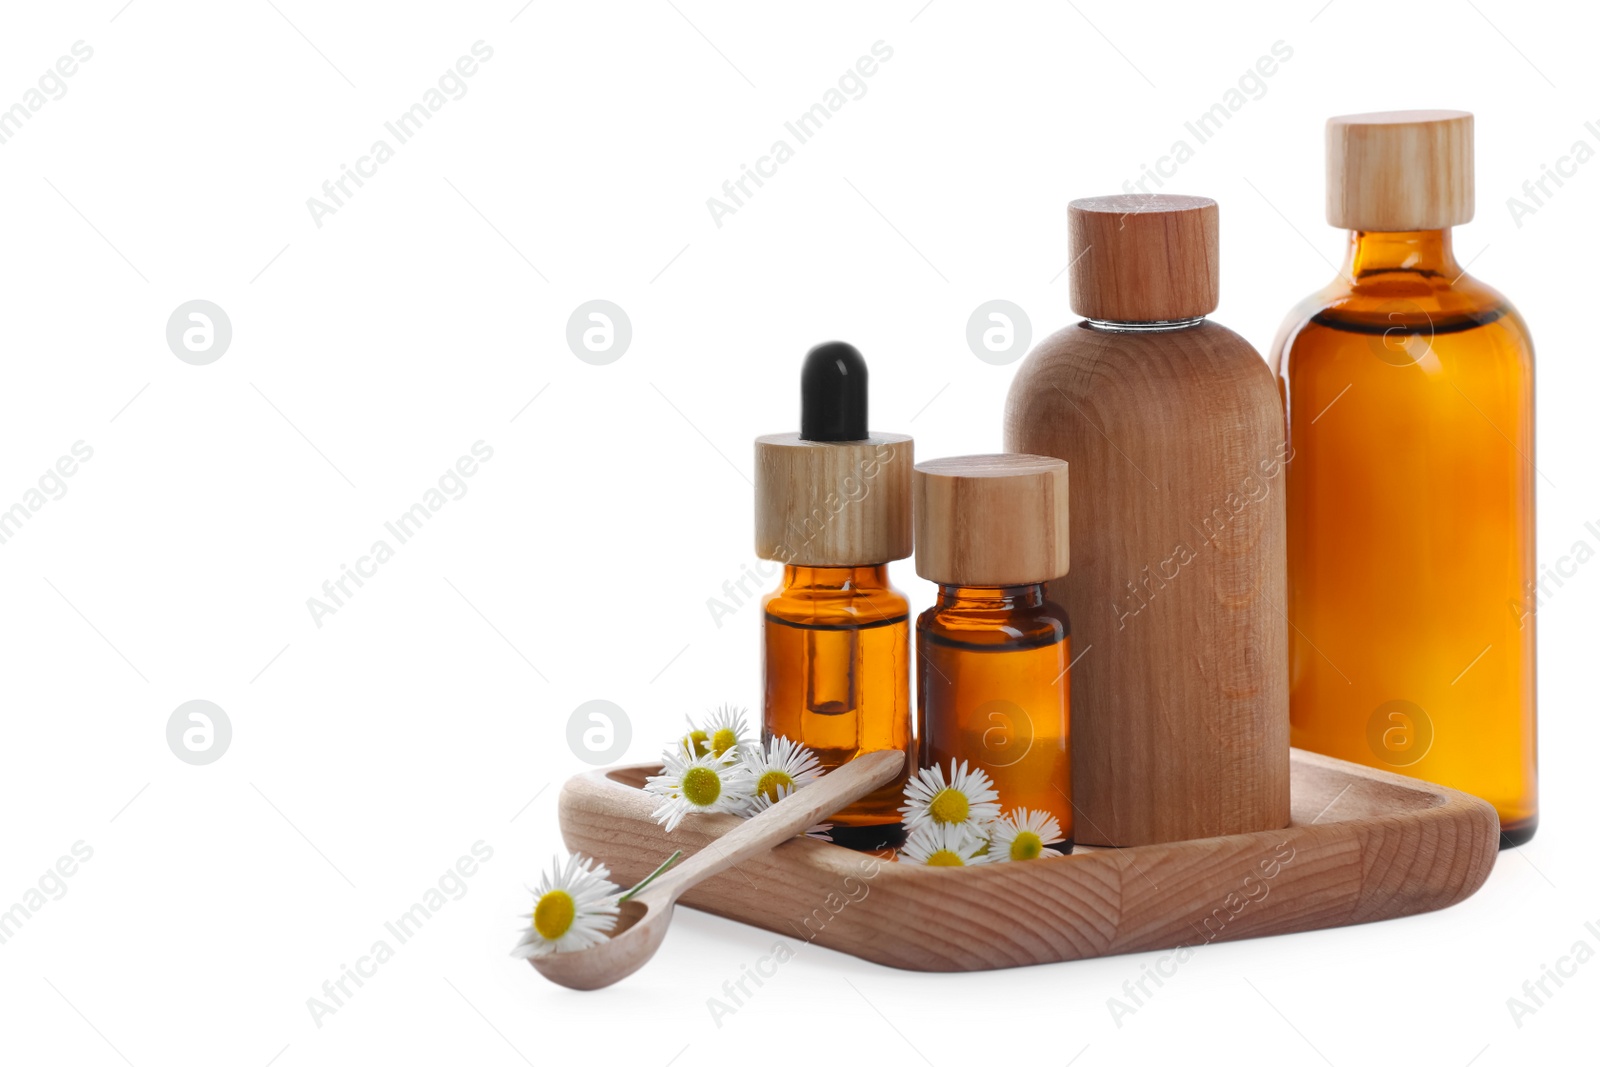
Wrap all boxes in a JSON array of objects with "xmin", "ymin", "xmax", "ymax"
[
  {"xmin": 780, "ymin": 564, "xmax": 891, "ymax": 593},
  {"xmin": 935, "ymin": 582, "xmax": 1046, "ymax": 610},
  {"xmin": 1341, "ymin": 229, "xmax": 1461, "ymax": 281}
]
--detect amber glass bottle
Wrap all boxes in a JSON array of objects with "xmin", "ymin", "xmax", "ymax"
[
  {"xmin": 913, "ymin": 455, "xmax": 1073, "ymax": 843},
  {"xmin": 917, "ymin": 585, "xmax": 1072, "ymax": 842},
  {"xmin": 763, "ymin": 564, "xmax": 911, "ymax": 826},
  {"xmin": 1272, "ymin": 111, "xmax": 1537, "ymax": 845},
  {"xmin": 755, "ymin": 343, "xmax": 914, "ymax": 831}
]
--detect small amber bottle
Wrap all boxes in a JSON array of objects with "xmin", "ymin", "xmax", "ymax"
[
  {"xmin": 913, "ymin": 454, "xmax": 1073, "ymax": 844},
  {"xmin": 1272, "ymin": 111, "xmax": 1537, "ymax": 845},
  {"xmin": 755, "ymin": 342, "xmax": 914, "ymax": 832}
]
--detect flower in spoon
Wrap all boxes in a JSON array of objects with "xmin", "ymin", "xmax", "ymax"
[{"xmin": 510, "ymin": 853, "xmax": 620, "ymax": 960}]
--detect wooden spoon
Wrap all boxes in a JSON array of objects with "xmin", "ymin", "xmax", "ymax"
[{"xmin": 529, "ymin": 748, "xmax": 905, "ymax": 991}]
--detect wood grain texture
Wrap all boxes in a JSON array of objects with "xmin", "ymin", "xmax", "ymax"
[
  {"xmin": 530, "ymin": 751, "xmax": 904, "ymax": 990},
  {"xmin": 558, "ymin": 749, "xmax": 1498, "ymax": 972},
  {"xmin": 1327, "ymin": 109, "xmax": 1473, "ymax": 231},
  {"xmin": 754, "ymin": 432, "xmax": 912, "ymax": 566},
  {"xmin": 913, "ymin": 453, "xmax": 1070, "ymax": 586},
  {"xmin": 1005, "ymin": 320, "xmax": 1289, "ymax": 845},
  {"xmin": 1068, "ymin": 195, "xmax": 1218, "ymax": 323}
]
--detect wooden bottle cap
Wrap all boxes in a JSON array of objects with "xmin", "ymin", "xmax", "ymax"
[
  {"xmin": 1068, "ymin": 194, "xmax": 1219, "ymax": 323},
  {"xmin": 913, "ymin": 454, "xmax": 1069, "ymax": 586},
  {"xmin": 1326, "ymin": 110, "xmax": 1473, "ymax": 231},
  {"xmin": 754, "ymin": 433, "xmax": 913, "ymax": 566}
]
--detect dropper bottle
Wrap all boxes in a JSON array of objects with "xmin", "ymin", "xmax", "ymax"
[{"xmin": 755, "ymin": 342, "xmax": 914, "ymax": 839}]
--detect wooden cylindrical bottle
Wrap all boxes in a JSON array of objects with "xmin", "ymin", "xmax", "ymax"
[{"xmin": 1004, "ymin": 194, "xmax": 1290, "ymax": 846}]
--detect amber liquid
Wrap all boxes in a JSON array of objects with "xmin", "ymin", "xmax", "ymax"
[
  {"xmin": 762, "ymin": 565, "xmax": 911, "ymax": 827},
  {"xmin": 916, "ymin": 584, "xmax": 1072, "ymax": 844},
  {"xmin": 1272, "ymin": 229, "xmax": 1537, "ymax": 845}
]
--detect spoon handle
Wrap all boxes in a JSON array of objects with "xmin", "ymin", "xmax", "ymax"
[{"xmin": 647, "ymin": 749, "xmax": 906, "ymax": 901}]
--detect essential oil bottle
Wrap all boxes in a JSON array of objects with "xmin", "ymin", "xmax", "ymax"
[
  {"xmin": 755, "ymin": 342, "xmax": 914, "ymax": 833},
  {"xmin": 913, "ymin": 454, "xmax": 1072, "ymax": 845},
  {"xmin": 1005, "ymin": 194, "xmax": 1290, "ymax": 846},
  {"xmin": 1271, "ymin": 110, "xmax": 1537, "ymax": 845}
]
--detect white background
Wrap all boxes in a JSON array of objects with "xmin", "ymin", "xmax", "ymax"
[{"xmin": 1, "ymin": 1, "xmax": 1595, "ymax": 1065}]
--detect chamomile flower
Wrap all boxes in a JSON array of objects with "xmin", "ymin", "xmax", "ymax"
[
  {"xmin": 899, "ymin": 822, "xmax": 990, "ymax": 867},
  {"xmin": 679, "ymin": 704, "xmax": 752, "ymax": 759},
  {"xmin": 747, "ymin": 782, "xmax": 833, "ymax": 842},
  {"xmin": 987, "ymin": 808, "xmax": 1066, "ymax": 861},
  {"xmin": 510, "ymin": 852, "xmax": 620, "ymax": 959},
  {"xmin": 742, "ymin": 735, "xmax": 824, "ymax": 804},
  {"xmin": 700, "ymin": 704, "xmax": 753, "ymax": 758},
  {"xmin": 645, "ymin": 746, "xmax": 755, "ymax": 830},
  {"xmin": 899, "ymin": 760, "xmax": 1000, "ymax": 833},
  {"xmin": 678, "ymin": 721, "xmax": 712, "ymax": 758}
]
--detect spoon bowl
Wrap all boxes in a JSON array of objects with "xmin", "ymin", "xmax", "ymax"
[
  {"xmin": 527, "ymin": 749, "xmax": 905, "ymax": 990},
  {"xmin": 531, "ymin": 898, "xmax": 670, "ymax": 991}
]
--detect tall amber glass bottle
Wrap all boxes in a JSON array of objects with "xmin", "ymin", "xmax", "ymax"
[
  {"xmin": 756, "ymin": 342, "xmax": 914, "ymax": 833},
  {"xmin": 1272, "ymin": 110, "xmax": 1537, "ymax": 845},
  {"xmin": 913, "ymin": 455, "xmax": 1073, "ymax": 843}
]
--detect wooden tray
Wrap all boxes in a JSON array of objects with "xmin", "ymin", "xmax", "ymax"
[{"xmin": 558, "ymin": 748, "xmax": 1498, "ymax": 972}]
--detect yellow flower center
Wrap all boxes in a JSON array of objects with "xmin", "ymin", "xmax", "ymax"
[
  {"xmin": 683, "ymin": 730, "xmax": 710, "ymax": 757},
  {"xmin": 710, "ymin": 728, "xmax": 739, "ymax": 757},
  {"xmin": 681, "ymin": 765, "xmax": 722, "ymax": 807},
  {"xmin": 756, "ymin": 769, "xmax": 795, "ymax": 803},
  {"xmin": 533, "ymin": 889, "xmax": 575, "ymax": 941},
  {"xmin": 1009, "ymin": 831, "xmax": 1044, "ymax": 861},
  {"xmin": 926, "ymin": 849, "xmax": 965, "ymax": 867},
  {"xmin": 927, "ymin": 788, "xmax": 969, "ymax": 825}
]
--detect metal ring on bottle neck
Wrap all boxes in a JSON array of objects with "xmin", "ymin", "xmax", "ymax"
[{"xmin": 1083, "ymin": 316, "xmax": 1207, "ymax": 333}]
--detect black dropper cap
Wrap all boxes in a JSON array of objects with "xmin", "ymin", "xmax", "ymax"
[{"xmin": 799, "ymin": 341, "xmax": 868, "ymax": 442}]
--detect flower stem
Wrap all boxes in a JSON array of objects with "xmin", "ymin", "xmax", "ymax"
[{"xmin": 619, "ymin": 850, "xmax": 682, "ymax": 903}]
